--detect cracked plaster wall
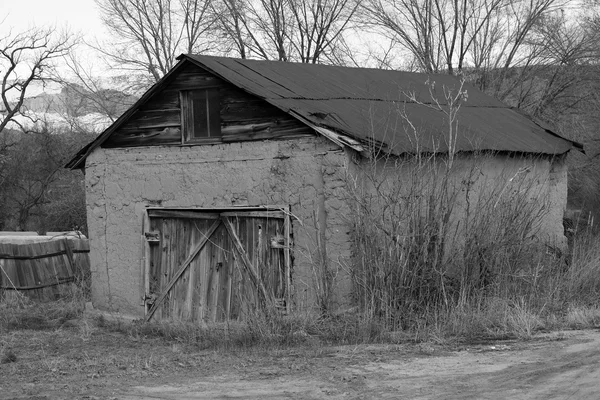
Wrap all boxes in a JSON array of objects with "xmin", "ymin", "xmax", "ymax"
[
  {"xmin": 450, "ymin": 154, "xmax": 568, "ymax": 248},
  {"xmin": 85, "ymin": 137, "xmax": 355, "ymax": 317},
  {"xmin": 353, "ymin": 153, "xmax": 569, "ymax": 253},
  {"xmin": 84, "ymin": 136, "xmax": 568, "ymax": 318}
]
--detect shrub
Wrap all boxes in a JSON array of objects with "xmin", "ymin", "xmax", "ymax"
[{"xmin": 343, "ymin": 149, "xmax": 600, "ymax": 339}]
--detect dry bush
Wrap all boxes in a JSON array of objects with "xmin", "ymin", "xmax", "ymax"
[{"xmin": 344, "ymin": 150, "xmax": 600, "ymax": 340}]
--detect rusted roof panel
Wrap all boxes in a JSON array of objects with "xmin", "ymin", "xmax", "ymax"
[{"xmin": 184, "ymin": 54, "xmax": 578, "ymax": 155}]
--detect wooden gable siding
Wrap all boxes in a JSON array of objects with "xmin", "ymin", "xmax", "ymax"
[{"xmin": 103, "ymin": 63, "xmax": 313, "ymax": 148}]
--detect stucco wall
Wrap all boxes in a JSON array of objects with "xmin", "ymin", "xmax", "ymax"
[
  {"xmin": 349, "ymin": 152, "xmax": 568, "ymax": 253},
  {"xmin": 85, "ymin": 137, "xmax": 353, "ymax": 316},
  {"xmin": 460, "ymin": 153, "xmax": 568, "ymax": 248},
  {"xmin": 341, "ymin": 152, "xmax": 569, "ymax": 304},
  {"xmin": 85, "ymin": 138, "xmax": 568, "ymax": 317}
]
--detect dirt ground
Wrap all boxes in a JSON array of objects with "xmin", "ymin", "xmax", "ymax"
[{"xmin": 1, "ymin": 323, "xmax": 599, "ymax": 400}]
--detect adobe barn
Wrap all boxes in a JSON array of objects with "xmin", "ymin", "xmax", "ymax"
[{"xmin": 67, "ymin": 55, "xmax": 581, "ymax": 321}]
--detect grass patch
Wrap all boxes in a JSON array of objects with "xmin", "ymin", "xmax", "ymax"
[
  {"xmin": 1, "ymin": 233, "xmax": 599, "ymax": 349},
  {"xmin": 0, "ymin": 290, "xmax": 85, "ymax": 332}
]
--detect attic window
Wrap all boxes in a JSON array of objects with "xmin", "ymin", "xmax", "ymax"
[{"xmin": 181, "ymin": 88, "xmax": 220, "ymax": 142}]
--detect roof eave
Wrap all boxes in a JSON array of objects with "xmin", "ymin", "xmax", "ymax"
[{"xmin": 508, "ymin": 107, "xmax": 584, "ymax": 154}]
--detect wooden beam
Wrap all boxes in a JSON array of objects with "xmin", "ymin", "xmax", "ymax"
[
  {"xmin": 145, "ymin": 219, "xmax": 221, "ymax": 322},
  {"xmin": 0, "ymin": 277, "xmax": 75, "ymax": 290},
  {"xmin": 142, "ymin": 212, "xmax": 150, "ymax": 308},
  {"xmin": 289, "ymin": 110, "xmax": 365, "ymax": 153},
  {"xmin": 221, "ymin": 127, "xmax": 312, "ymax": 142},
  {"xmin": 220, "ymin": 211, "xmax": 285, "ymax": 219},
  {"xmin": 221, "ymin": 122, "xmax": 274, "ymax": 135},
  {"xmin": 147, "ymin": 210, "xmax": 221, "ymax": 220},
  {"xmin": 0, "ymin": 250, "xmax": 68, "ymax": 260}
]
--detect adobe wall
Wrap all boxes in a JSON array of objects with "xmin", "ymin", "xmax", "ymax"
[
  {"xmin": 85, "ymin": 140, "xmax": 568, "ymax": 318},
  {"xmin": 350, "ymin": 152, "xmax": 569, "ymax": 255},
  {"xmin": 84, "ymin": 137, "xmax": 353, "ymax": 317},
  {"xmin": 458, "ymin": 153, "xmax": 568, "ymax": 248}
]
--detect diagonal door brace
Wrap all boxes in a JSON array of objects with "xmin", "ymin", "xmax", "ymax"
[{"xmin": 145, "ymin": 219, "xmax": 221, "ymax": 322}]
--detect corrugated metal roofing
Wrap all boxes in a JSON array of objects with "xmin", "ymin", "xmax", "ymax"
[
  {"xmin": 183, "ymin": 54, "xmax": 579, "ymax": 155},
  {"xmin": 66, "ymin": 55, "xmax": 581, "ymax": 169}
]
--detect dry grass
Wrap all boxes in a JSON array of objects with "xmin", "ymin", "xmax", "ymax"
[
  {"xmin": 340, "ymin": 151, "xmax": 600, "ymax": 343},
  {"xmin": 2, "ymin": 153, "xmax": 600, "ymax": 348},
  {"xmin": 0, "ymin": 289, "xmax": 85, "ymax": 332}
]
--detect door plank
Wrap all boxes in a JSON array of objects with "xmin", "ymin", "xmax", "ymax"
[
  {"xmin": 284, "ymin": 212, "xmax": 291, "ymax": 313},
  {"xmin": 224, "ymin": 262, "xmax": 233, "ymax": 320},
  {"xmin": 222, "ymin": 217, "xmax": 274, "ymax": 308},
  {"xmin": 205, "ymin": 260, "xmax": 217, "ymax": 321},
  {"xmin": 211, "ymin": 261, "xmax": 220, "ymax": 322},
  {"xmin": 148, "ymin": 210, "xmax": 221, "ymax": 219},
  {"xmin": 185, "ymin": 227, "xmax": 196, "ymax": 320},
  {"xmin": 146, "ymin": 219, "xmax": 221, "ymax": 322},
  {"xmin": 142, "ymin": 213, "xmax": 150, "ymax": 309}
]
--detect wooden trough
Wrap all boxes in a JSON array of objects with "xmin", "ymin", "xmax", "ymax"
[{"xmin": 0, "ymin": 232, "xmax": 90, "ymax": 302}]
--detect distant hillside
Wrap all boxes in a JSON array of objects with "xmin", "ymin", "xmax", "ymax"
[
  {"xmin": 22, "ymin": 84, "xmax": 137, "ymax": 119},
  {"xmin": 2, "ymin": 74, "xmax": 149, "ymax": 133}
]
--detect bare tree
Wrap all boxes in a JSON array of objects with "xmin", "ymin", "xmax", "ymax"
[
  {"xmin": 513, "ymin": 12, "xmax": 599, "ymax": 117},
  {"xmin": 1, "ymin": 25, "xmax": 75, "ymax": 133},
  {"xmin": 95, "ymin": 0, "xmax": 216, "ymax": 81},
  {"xmin": 212, "ymin": 0, "xmax": 297, "ymax": 61},
  {"xmin": 0, "ymin": 23, "xmax": 76, "ymax": 203},
  {"xmin": 63, "ymin": 53, "xmax": 137, "ymax": 126},
  {"xmin": 213, "ymin": 0, "xmax": 360, "ymax": 63},
  {"xmin": 212, "ymin": 0, "xmax": 252, "ymax": 58},
  {"xmin": 0, "ymin": 121, "xmax": 94, "ymax": 231},
  {"xmin": 238, "ymin": 0, "xmax": 294, "ymax": 60},
  {"xmin": 475, "ymin": 0, "xmax": 567, "ymax": 97},
  {"xmin": 361, "ymin": 0, "xmax": 565, "ymax": 75},
  {"xmin": 287, "ymin": 0, "xmax": 360, "ymax": 63}
]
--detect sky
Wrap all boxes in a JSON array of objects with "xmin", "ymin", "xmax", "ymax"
[
  {"xmin": 1, "ymin": 0, "xmax": 115, "ymax": 80},
  {"xmin": 1, "ymin": 0, "xmax": 105, "ymax": 39}
]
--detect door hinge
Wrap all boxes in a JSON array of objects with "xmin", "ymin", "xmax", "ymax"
[{"xmin": 144, "ymin": 231, "xmax": 160, "ymax": 243}]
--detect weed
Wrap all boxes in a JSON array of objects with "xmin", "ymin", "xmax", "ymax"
[
  {"xmin": 1, "ymin": 349, "xmax": 17, "ymax": 364},
  {"xmin": 565, "ymin": 306, "xmax": 600, "ymax": 329},
  {"xmin": 342, "ymin": 147, "xmax": 600, "ymax": 342}
]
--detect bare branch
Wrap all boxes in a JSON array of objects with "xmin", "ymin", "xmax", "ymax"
[
  {"xmin": 94, "ymin": 0, "xmax": 217, "ymax": 81},
  {"xmin": 213, "ymin": 0, "xmax": 359, "ymax": 63},
  {"xmin": 0, "ymin": 26, "xmax": 77, "ymax": 133}
]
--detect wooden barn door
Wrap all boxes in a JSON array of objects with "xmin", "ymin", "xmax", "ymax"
[{"xmin": 143, "ymin": 209, "xmax": 290, "ymax": 323}]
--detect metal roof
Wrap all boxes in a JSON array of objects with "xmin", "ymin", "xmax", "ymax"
[
  {"xmin": 66, "ymin": 55, "xmax": 581, "ymax": 169},
  {"xmin": 184, "ymin": 54, "xmax": 580, "ymax": 155}
]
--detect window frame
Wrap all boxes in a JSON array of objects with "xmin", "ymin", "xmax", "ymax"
[{"xmin": 180, "ymin": 87, "xmax": 221, "ymax": 143}]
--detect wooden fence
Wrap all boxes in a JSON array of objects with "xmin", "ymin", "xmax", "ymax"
[{"xmin": 0, "ymin": 236, "xmax": 90, "ymax": 302}]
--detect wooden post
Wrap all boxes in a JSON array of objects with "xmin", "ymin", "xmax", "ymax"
[
  {"xmin": 141, "ymin": 212, "xmax": 151, "ymax": 308},
  {"xmin": 61, "ymin": 239, "xmax": 75, "ymax": 277}
]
